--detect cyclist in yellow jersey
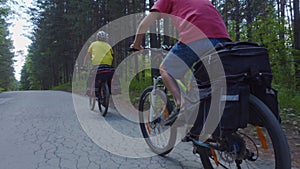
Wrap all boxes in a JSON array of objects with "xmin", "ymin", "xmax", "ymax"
[
  {"xmin": 83, "ymin": 31, "xmax": 113, "ymax": 67},
  {"xmin": 82, "ymin": 31, "xmax": 116, "ymax": 96},
  {"xmin": 89, "ymin": 41, "xmax": 113, "ymax": 65}
]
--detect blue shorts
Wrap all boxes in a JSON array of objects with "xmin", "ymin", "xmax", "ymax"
[{"xmin": 161, "ymin": 38, "xmax": 228, "ymax": 79}]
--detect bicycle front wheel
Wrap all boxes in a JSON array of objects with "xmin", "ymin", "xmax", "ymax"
[
  {"xmin": 139, "ymin": 86, "xmax": 177, "ymax": 156},
  {"xmin": 199, "ymin": 94, "xmax": 291, "ymax": 169},
  {"xmin": 98, "ymin": 82, "xmax": 110, "ymax": 117}
]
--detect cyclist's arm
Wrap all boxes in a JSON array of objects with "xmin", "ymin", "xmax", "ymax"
[
  {"xmin": 112, "ymin": 52, "xmax": 116, "ymax": 67},
  {"xmin": 132, "ymin": 11, "xmax": 161, "ymax": 49},
  {"xmin": 83, "ymin": 51, "xmax": 91, "ymax": 68}
]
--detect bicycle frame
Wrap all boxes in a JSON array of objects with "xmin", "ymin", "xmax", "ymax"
[
  {"xmin": 149, "ymin": 76, "xmax": 162, "ymax": 122},
  {"xmin": 87, "ymin": 68, "xmax": 112, "ymax": 97},
  {"xmin": 137, "ymin": 47, "xmax": 291, "ymax": 168},
  {"xmin": 149, "ymin": 75, "xmax": 189, "ymax": 115},
  {"xmin": 149, "ymin": 75, "xmax": 223, "ymax": 150}
]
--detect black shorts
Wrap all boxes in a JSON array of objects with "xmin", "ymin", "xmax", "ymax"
[{"xmin": 95, "ymin": 65, "xmax": 115, "ymax": 93}]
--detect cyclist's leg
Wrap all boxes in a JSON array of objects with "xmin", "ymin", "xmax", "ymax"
[
  {"xmin": 107, "ymin": 71, "xmax": 114, "ymax": 94},
  {"xmin": 99, "ymin": 71, "xmax": 113, "ymax": 94},
  {"xmin": 160, "ymin": 42, "xmax": 199, "ymax": 107},
  {"xmin": 160, "ymin": 65, "xmax": 181, "ymax": 107},
  {"xmin": 161, "ymin": 42, "xmax": 199, "ymax": 125},
  {"xmin": 95, "ymin": 69, "xmax": 103, "ymax": 98}
]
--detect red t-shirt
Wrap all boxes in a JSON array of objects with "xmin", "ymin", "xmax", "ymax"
[{"xmin": 151, "ymin": 0, "xmax": 230, "ymax": 43}]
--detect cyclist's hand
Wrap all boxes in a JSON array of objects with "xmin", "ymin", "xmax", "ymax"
[{"xmin": 129, "ymin": 44, "xmax": 143, "ymax": 52}]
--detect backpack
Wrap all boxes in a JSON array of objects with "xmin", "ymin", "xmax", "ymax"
[{"xmin": 192, "ymin": 41, "xmax": 280, "ymax": 134}]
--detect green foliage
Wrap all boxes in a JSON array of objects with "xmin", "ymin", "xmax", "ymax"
[
  {"xmin": 15, "ymin": 0, "xmax": 300, "ymax": 118},
  {"xmin": 129, "ymin": 71, "xmax": 152, "ymax": 92},
  {"xmin": 21, "ymin": 0, "xmax": 146, "ymax": 90},
  {"xmin": 0, "ymin": 1, "xmax": 16, "ymax": 91},
  {"xmin": 250, "ymin": 11, "xmax": 295, "ymax": 89},
  {"xmin": 278, "ymin": 87, "xmax": 300, "ymax": 124},
  {"xmin": 294, "ymin": 49, "xmax": 300, "ymax": 90},
  {"xmin": 50, "ymin": 82, "xmax": 72, "ymax": 92},
  {"xmin": 19, "ymin": 60, "xmax": 32, "ymax": 90},
  {"xmin": 129, "ymin": 69, "xmax": 152, "ymax": 106}
]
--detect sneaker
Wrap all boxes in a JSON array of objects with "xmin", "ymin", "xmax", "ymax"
[{"xmin": 164, "ymin": 107, "xmax": 180, "ymax": 126}]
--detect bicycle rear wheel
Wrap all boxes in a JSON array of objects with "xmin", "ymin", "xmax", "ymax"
[
  {"xmin": 139, "ymin": 86, "xmax": 177, "ymax": 156},
  {"xmin": 198, "ymin": 94, "xmax": 291, "ymax": 169},
  {"xmin": 98, "ymin": 82, "xmax": 110, "ymax": 117}
]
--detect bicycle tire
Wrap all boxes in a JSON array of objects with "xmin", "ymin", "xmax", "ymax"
[
  {"xmin": 199, "ymin": 94, "xmax": 291, "ymax": 169},
  {"xmin": 139, "ymin": 86, "xmax": 177, "ymax": 156},
  {"xmin": 89, "ymin": 96, "xmax": 96, "ymax": 110},
  {"xmin": 98, "ymin": 82, "xmax": 110, "ymax": 117}
]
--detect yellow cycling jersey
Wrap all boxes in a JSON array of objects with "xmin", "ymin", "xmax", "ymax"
[{"xmin": 88, "ymin": 41, "xmax": 113, "ymax": 66}]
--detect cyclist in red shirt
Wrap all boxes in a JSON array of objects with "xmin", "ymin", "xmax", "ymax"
[{"xmin": 131, "ymin": 0, "xmax": 230, "ymax": 135}]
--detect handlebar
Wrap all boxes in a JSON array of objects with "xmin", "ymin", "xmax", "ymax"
[
  {"xmin": 128, "ymin": 47, "xmax": 141, "ymax": 52},
  {"xmin": 128, "ymin": 45, "xmax": 172, "ymax": 53},
  {"xmin": 161, "ymin": 45, "xmax": 172, "ymax": 51}
]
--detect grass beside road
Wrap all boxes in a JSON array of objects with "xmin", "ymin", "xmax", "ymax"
[
  {"xmin": 50, "ymin": 82, "xmax": 72, "ymax": 92},
  {"xmin": 278, "ymin": 88, "xmax": 300, "ymax": 126}
]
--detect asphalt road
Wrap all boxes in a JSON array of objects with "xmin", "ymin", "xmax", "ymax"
[
  {"xmin": 2, "ymin": 91, "xmax": 297, "ymax": 169},
  {"xmin": 0, "ymin": 91, "xmax": 203, "ymax": 169}
]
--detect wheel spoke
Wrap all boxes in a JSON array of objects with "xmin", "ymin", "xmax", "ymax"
[
  {"xmin": 139, "ymin": 87, "xmax": 176, "ymax": 155},
  {"xmin": 198, "ymin": 95, "xmax": 291, "ymax": 168}
]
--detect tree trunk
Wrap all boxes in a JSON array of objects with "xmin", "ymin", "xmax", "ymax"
[
  {"xmin": 294, "ymin": 0, "xmax": 300, "ymax": 50},
  {"xmin": 224, "ymin": 0, "xmax": 228, "ymax": 28},
  {"xmin": 294, "ymin": 0, "xmax": 300, "ymax": 88},
  {"xmin": 235, "ymin": 0, "xmax": 240, "ymax": 41},
  {"xmin": 163, "ymin": 18, "xmax": 170, "ymax": 45},
  {"xmin": 279, "ymin": 0, "xmax": 286, "ymax": 40},
  {"xmin": 246, "ymin": 0, "xmax": 253, "ymax": 41}
]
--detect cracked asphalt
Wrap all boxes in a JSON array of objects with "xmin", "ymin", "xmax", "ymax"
[
  {"xmin": 0, "ymin": 91, "xmax": 204, "ymax": 169},
  {"xmin": 2, "ymin": 91, "xmax": 296, "ymax": 169}
]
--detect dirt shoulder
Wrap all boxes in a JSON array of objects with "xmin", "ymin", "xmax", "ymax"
[{"xmin": 283, "ymin": 123, "xmax": 300, "ymax": 168}]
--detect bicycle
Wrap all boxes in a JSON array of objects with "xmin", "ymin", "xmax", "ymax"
[
  {"xmin": 136, "ymin": 44, "xmax": 291, "ymax": 169},
  {"xmin": 84, "ymin": 67, "xmax": 111, "ymax": 117}
]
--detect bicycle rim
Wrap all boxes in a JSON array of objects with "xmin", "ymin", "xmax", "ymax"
[
  {"xmin": 98, "ymin": 82, "xmax": 110, "ymax": 117},
  {"xmin": 199, "ymin": 95, "xmax": 291, "ymax": 169},
  {"xmin": 139, "ymin": 86, "xmax": 177, "ymax": 156}
]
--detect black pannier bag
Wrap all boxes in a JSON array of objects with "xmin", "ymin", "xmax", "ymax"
[{"xmin": 192, "ymin": 41, "xmax": 280, "ymax": 134}]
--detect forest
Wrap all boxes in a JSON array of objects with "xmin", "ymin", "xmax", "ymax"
[
  {"xmin": 0, "ymin": 0, "xmax": 16, "ymax": 91},
  {"xmin": 0, "ymin": 0, "xmax": 300, "ymax": 113}
]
